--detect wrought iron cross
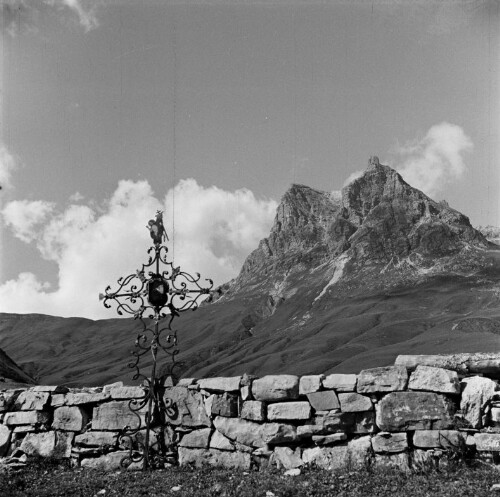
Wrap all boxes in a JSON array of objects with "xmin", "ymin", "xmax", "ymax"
[{"xmin": 100, "ymin": 210, "xmax": 213, "ymax": 470}]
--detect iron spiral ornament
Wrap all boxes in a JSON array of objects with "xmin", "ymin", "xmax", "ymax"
[{"xmin": 100, "ymin": 211, "xmax": 213, "ymax": 470}]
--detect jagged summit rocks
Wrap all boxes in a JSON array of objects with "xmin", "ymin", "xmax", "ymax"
[{"xmin": 215, "ymin": 157, "xmax": 488, "ymax": 305}]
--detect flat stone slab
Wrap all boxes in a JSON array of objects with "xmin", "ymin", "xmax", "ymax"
[
  {"xmin": 80, "ymin": 451, "xmax": 130, "ymax": 470},
  {"xmin": 4, "ymin": 411, "xmax": 50, "ymax": 426},
  {"xmin": 461, "ymin": 376, "xmax": 499, "ymax": 429},
  {"xmin": 197, "ymin": 377, "xmax": 241, "ymax": 392},
  {"xmin": 252, "ymin": 375, "xmax": 299, "ymax": 402},
  {"xmin": 306, "ymin": 391, "xmax": 340, "ymax": 411},
  {"xmin": 92, "ymin": 401, "xmax": 146, "ymax": 431},
  {"xmin": 322, "ymin": 374, "xmax": 357, "ymax": 392},
  {"xmin": 178, "ymin": 448, "xmax": 250, "ymax": 469},
  {"xmin": 179, "ymin": 428, "xmax": 211, "ymax": 449},
  {"xmin": 109, "ymin": 386, "xmax": 146, "ymax": 400},
  {"xmin": 312, "ymin": 433, "xmax": 347, "ymax": 446},
  {"xmin": 267, "ymin": 402, "xmax": 311, "ymax": 421},
  {"xmin": 338, "ymin": 393, "xmax": 372, "ymax": 412},
  {"xmin": 413, "ymin": 430, "xmax": 465, "ymax": 449},
  {"xmin": 376, "ymin": 392, "xmax": 455, "ymax": 431},
  {"xmin": 273, "ymin": 446, "xmax": 303, "ymax": 469},
  {"xmin": 213, "ymin": 416, "xmax": 296, "ymax": 448},
  {"xmin": 14, "ymin": 391, "xmax": 50, "ymax": 411},
  {"xmin": 209, "ymin": 431, "xmax": 234, "ymax": 451},
  {"xmin": 474, "ymin": 433, "xmax": 500, "ymax": 451},
  {"xmin": 302, "ymin": 446, "xmax": 349, "ymax": 470},
  {"xmin": 372, "ymin": 432, "xmax": 408, "ymax": 454},
  {"xmin": 357, "ymin": 366, "xmax": 408, "ymax": 393},
  {"xmin": 20, "ymin": 431, "xmax": 73, "ymax": 459},
  {"xmin": 241, "ymin": 400, "xmax": 265, "ymax": 422},
  {"xmin": 408, "ymin": 366, "xmax": 460, "ymax": 395},
  {"xmin": 75, "ymin": 431, "xmax": 119, "ymax": 447},
  {"xmin": 66, "ymin": 392, "xmax": 110, "ymax": 405}
]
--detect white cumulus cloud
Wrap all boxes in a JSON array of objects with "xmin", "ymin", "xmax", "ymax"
[
  {"xmin": 0, "ymin": 179, "xmax": 277, "ymax": 319},
  {"xmin": 391, "ymin": 122, "xmax": 473, "ymax": 198},
  {"xmin": 0, "ymin": 144, "xmax": 18, "ymax": 189}
]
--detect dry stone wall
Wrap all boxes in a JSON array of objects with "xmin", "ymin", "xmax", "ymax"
[{"xmin": 2, "ymin": 358, "xmax": 500, "ymax": 472}]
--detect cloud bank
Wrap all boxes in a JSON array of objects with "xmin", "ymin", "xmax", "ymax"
[
  {"xmin": 0, "ymin": 179, "xmax": 277, "ymax": 319},
  {"xmin": 391, "ymin": 122, "xmax": 473, "ymax": 198}
]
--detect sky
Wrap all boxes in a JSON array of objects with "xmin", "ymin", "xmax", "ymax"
[{"xmin": 0, "ymin": 0, "xmax": 499, "ymax": 319}]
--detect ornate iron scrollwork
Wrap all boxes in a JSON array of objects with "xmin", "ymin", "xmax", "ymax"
[{"xmin": 100, "ymin": 211, "xmax": 213, "ymax": 470}]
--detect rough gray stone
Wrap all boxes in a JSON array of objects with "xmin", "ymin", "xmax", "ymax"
[
  {"xmin": 357, "ymin": 366, "xmax": 408, "ymax": 393},
  {"xmin": 348, "ymin": 435, "xmax": 373, "ymax": 467},
  {"xmin": 491, "ymin": 407, "xmax": 500, "ymax": 424},
  {"xmin": 0, "ymin": 424, "xmax": 11, "ymax": 457},
  {"xmin": 323, "ymin": 374, "xmax": 358, "ymax": 392},
  {"xmin": 252, "ymin": 375, "xmax": 299, "ymax": 402},
  {"xmin": 14, "ymin": 391, "xmax": 50, "ymax": 411},
  {"xmin": 474, "ymin": 433, "xmax": 500, "ymax": 451},
  {"xmin": 267, "ymin": 402, "xmax": 311, "ymax": 421},
  {"xmin": 312, "ymin": 433, "xmax": 347, "ymax": 446},
  {"xmin": 179, "ymin": 428, "xmax": 211, "ymax": 449},
  {"xmin": 109, "ymin": 386, "xmax": 146, "ymax": 400},
  {"xmin": 306, "ymin": 391, "xmax": 340, "ymax": 411},
  {"xmin": 241, "ymin": 400, "xmax": 265, "ymax": 422},
  {"xmin": 91, "ymin": 401, "xmax": 147, "ymax": 431},
  {"xmin": 211, "ymin": 393, "xmax": 238, "ymax": 417},
  {"xmin": 372, "ymin": 432, "xmax": 408, "ymax": 453},
  {"xmin": 374, "ymin": 452, "xmax": 410, "ymax": 473},
  {"xmin": 273, "ymin": 446, "xmax": 303, "ymax": 469},
  {"xmin": 376, "ymin": 392, "xmax": 455, "ymax": 431},
  {"xmin": 338, "ymin": 393, "xmax": 372, "ymax": 412},
  {"xmin": 413, "ymin": 430, "xmax": 466, "ymax": 449},
  {"xmin": 461, "ymin": 376, "xmax": 498, "ymax": 429},
  {"xmin": 163, "ymin": 386, "xmax": 211, "ymax": 427},
  {"xmin": 197, "ymin": 377, "xmax": 241, "ymax": 392},
  {"xmin": 213, "ymin": 416, "xmax": 296, "ymax": 448},
  {"xmin": 297, "ymin": 424, "xmax": 325, "ymax": 438},
  {"xmin": 20, "ymin": 431, "xmax": 73, "ymax": 458},
  {"xmin": 408, "ymin": 366, "xmax": 460, "ymax": 394},
  {"xmin": 102, "ymin": 381, "xmax": 123, "ymax": 394},
  {"xmin": 314, "ymin": 412, "xmax": 354, "ymax": 434},
  {"xmin": 176, "ymin": 378, "xmax": 196, "ymax": 387},
  {"xmin": 209, "ymin": 430, "xmax": 234, "ymax": 451},
  {"xmin": 52, "ymin": 406, "xmax": 88, "ymax": 432},
  {"xmin": 0, "ymin": 391, "xmax": 19, "ymax": 412},
  {"xmin": 240, "ymin": 385, "xmax": 251, "ymax": 401},
  {"xmin": 66, "ymin": 392, "xmax": 110, "ymax": 405},
  {"xmin": 80, "ymin": 451, "xmax": 130, "ymax": 470},
  {"xmin": 4, "ymin": 411, "xmax": 50, "ymax": 426},
  {"xmin": 299, "ymin": 375, "xmax": 323, "ymax": 395},
  {"xmin": 50, "ymin": 394, "xmax": 66, "ymax": 407},
  {"xmin": 178, "ymin": 448, "xmax": 251, "ymax": 469},
  {"xmin": 302, "ymin": 446, "xmax": 349, "ymax": 470},
  {"xmin": 75, "ymin": 431, "xmax": 118, "ymax": 447}
]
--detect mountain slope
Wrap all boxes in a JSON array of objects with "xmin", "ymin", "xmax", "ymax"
[{"xmin": 1, "ymin": 158, "xmax": 498, "ymax": 387}]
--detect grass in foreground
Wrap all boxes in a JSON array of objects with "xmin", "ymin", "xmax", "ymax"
[{"xmin": 1, "ymin": 459, "xmax": 500, "ymax": 497}]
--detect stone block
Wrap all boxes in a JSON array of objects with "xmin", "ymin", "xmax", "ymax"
[
  {"xmin": 109, "ymin": 386, "xmax": 146, "ymax": 400},
  {"xmin": 338, "ymin": 393, "xmax": 372, "ymax": 412},
  {"xmin": 297, "ymin": 424, "xmax": 324, "ymax": 438},
  {"xmin": 66, "ymin": 392, "xmax": 110, "ymax": 405},
  {"xmin": 0, "ymin": 424, "xmax": 11, "ymax": 457},
  {"xmin": 307, "ymin": 391, "xmax": 340, "ymax": 411},
  {"xmin": 51, "ymin": 394, "xmax": 66, "ymax": 407},
  {"xmin": 252, "ymin": 375, "xmax": 299, "ymax": 402},
  {"xmin": 197, "ymin": 377, "xmax": 241, "ymax": 392},
  {"xmin": 314, "ymin": 412, "xmax": 354, "ymax": 434},
  {"xmin": 32, "ymin": 385, "xmax": 69, "ymax": 394},
  {"xmin": 357, "ymin": 366, "xmax": 408, "ymax": 393},
  {"xmin": 491, "ymin": 407, "xmax": 500, "ymax": 424},
  {"xmin": 213, "ymin": 416, "xmax": 296, "ymax": 448},
  {"xmin": 80, "ymin": 451, "xmax": 129, "ymax": 470},
  {"xmin": 312, "ymin": 433, "xmax": 347, "ymax": 446},
  {"xmin": 374, "ymin": 452, "xmax": 410, "ymax": 473},
  {"xmin": 241, "ymin": 385, "xmax": 251, "ymax": 401},
  {"xmin": 267, "ymin": 402, "xmax": 311, "ymax": 421},
  {"xmin": 299, "ymin": 375, "xmax": 323, "ymax": 395},
  {"xmin": 4, "ymin": 411, "xmax": 50, "ymax": 426},
  {"xmin": 0, "ymin": 391, "xmax": 19, "ymax": 412},
  {"xmin": 412, "ymin": 430, "xmax": 466, "ymax": 449},
  {"xmin": 241, "ymin": 400, "xmax": 265, "ymax": 422},
  {"xmin": 102, "ymin": 381, "xmax": 123, "ymax": 393},
  {"xmin": 91, "ymin": 401, "xmax": 146, "ymax": 431},
  {"xmin": 179, "ymin": 428, "xmax": 211, "ymax": 449},
  {"xmin": 209, "ymin": 431, "xmax": 234, "ymax": 451},
  {"xmin": 211, "ymin": 393, "xmax": 239, "ymax": 417},
  {"xmin": 163, "ymin": 386, "xmax": 211, "ymax": 427},
  {"xmin": 474, "ymin": 433, "xmax": 500, "ymax": 451},
  {"xmin": 273, "ymin": 446, "xmax": 303, "ymax": 469},
  {"xmin": 461, "ymin": 376, "xmax": 498, "ymax": 429},
  {"xmin": 52, "ymin": 406, "xmax": 88, "ymax": 432},
  {"xmin": 376, "ymin": 392, "xmax": 455, "ymax": 431},
  {"xmin": 302, "ymin": 446, "xmax": 349, "ymax": 470},
  {"xmin": 348, "ymin": 435, "xmax": 373, "ymax": 467},
  {"xmin": 177, "ymin": 378, "xmax": 196, "ymax": 387},
  {"xmin": 14, "ymin": 391, "xmax": 50, "ymax": 411},
  {"xmin": 408, "ymin": 366, "xmax": 460, "ymax": 395},
  {"xmin": 75, "ymin": 431, "xmax": 119, "ymax": 447},
  {"xmin": 322, "ymin": 374, "xmax": 358, "ymax": 392},
  {"xmin": 20, "ymin": 431, "xmax": 74, "ymax": 459},
  {"xmin": 178, "ymin": 448, "xmax": 251, "ymax": 469},
  {"xmin": 372, "ymin": 432, "xmax": 408, "ymax": 453}
]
